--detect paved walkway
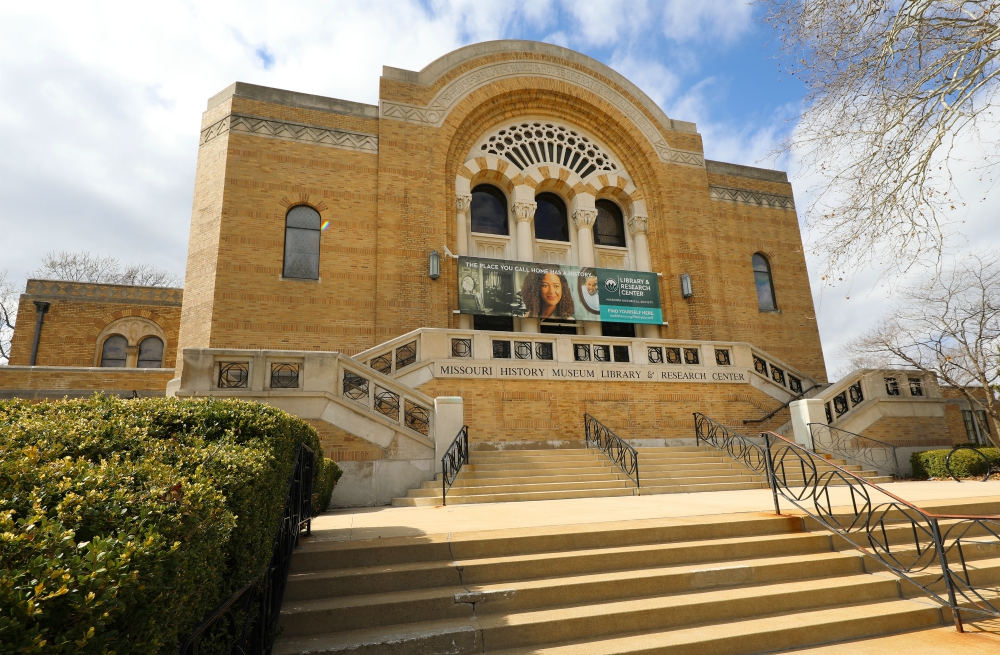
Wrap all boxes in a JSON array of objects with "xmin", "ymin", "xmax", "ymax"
[{"xmin": 312, "ymin": 480, "xmax": 1000, "ymax": 542}]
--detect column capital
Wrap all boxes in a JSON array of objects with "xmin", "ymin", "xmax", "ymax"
[
  {"xmin": 572, "ymin": 208, "xmax": 597, "ymax": 230},
  {"xmin": 511, "ymin": 201, "xmax": 537, "ymax": 224},
  {"xmin": 456, "ymin": 194, "xmax": 472, "ymax": 214},
  {"xmin": 627, "ymin": 214, "xmax": 649, "ymax": 236}
]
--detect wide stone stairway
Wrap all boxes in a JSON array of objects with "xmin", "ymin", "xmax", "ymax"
[
  {"xmin": 392, "ymin": 445, "xmax": 894, "ymax": 506},
  {"xmin": 273, "ymin": 502, "xmax": 1000, "ymax": 654}
]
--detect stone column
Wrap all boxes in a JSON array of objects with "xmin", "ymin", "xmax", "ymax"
[
  {"xmin": 512, "ymin": 201, "xmax": 538, "ymax": 333},
  {"xmin": 628, "ymin": 214, "xmax": 659, "ymax": 338},
  {"xmin": 573, "ymin": 208, "xmax": 602, "ymax": 336},
  {"xmin": 456, "ymin": 194, "xmax": 473, "ymax": 330}
]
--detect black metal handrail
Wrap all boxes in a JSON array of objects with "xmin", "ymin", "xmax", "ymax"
[
  {"xmin": 178, "ymin": 443, "xmax": 315, "ymax": 655},
  {"xmin": 694, "ymin": 412, "xmax": 769, "ymax": 478},
  {"xmin": 946, "ymin": 444, "xmax": 996, "ymax": 482},
  {"xmin": 441, "ymin": 425, "xmax": 469, "ymax": 506},
  {"xmin": 808, "ymin": 422, "xmax": 901, "ymax": 478},
  {"xmin": 759, "ymin": 429, "xmax": 1000, "ymax": 632},
  {"xmin": 743, "ymin": 383, "xmax": 823, "ymax": 425},
  {"xmin": 584, "ymin": 414, "xmax": 639, "ymax": 488}
]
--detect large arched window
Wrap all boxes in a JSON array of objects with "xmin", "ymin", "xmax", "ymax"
[
  {"xmin": 137, "ymin": 336, "xmax": 164, "ymax": 368},
  {"xmin": 594, "ymin": 200, "xmax": 626, "ymax": 247},
  {"xmin": 100, "ymin": 335, "xmax": 128, "ymax": 367},
  {"xmin": 283, "ymin": 205, "xmax": 321, "ymax": 279},
  {"xmin": 534, "ymin": 192, "xmax": 569, "ymax": 242},
  {"xmin": 752, "ymin": 253, "xmax": 777, "ymax": 311},
  {"xmin": 471, "ymin": 185, "xmax": 508, "ymax": 235}
]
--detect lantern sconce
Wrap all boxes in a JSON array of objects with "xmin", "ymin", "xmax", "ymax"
[
  {"xmin": 429, "ymin": 250, "xmax": 441, "ymax": 280},
  {"xmin": 680, "ymin": 273, "xmax": 693, "ymax": 298}
]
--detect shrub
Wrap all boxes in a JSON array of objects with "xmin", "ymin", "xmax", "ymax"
[
  {"xmin": 0, "ymin": 395, "xmax": 335, "ymax": 655},
  {"xmin": 910, "ymin": 447, "xmax": 1000, "ymax": 479},
  {"xmin": 314, "ymin": 459, "xmax": 343, "ymax": 513}
]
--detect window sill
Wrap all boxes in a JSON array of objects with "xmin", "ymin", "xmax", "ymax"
[
  {"xmin": 279, "ymin": 276, "xmax": 322, "ymax": 283},
  {"xmin": 759, "ymin": 309, "xmax": 782, "ymax": 314}
]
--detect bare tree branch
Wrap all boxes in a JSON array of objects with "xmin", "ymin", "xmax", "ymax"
[
  {"xmin": 0, "ymin": 269, "xmax": 17, "ymax": 364},
  {"xmin": 30, "ymin": 251, "xmax": 182, "ymax": 288},
  {"xmin": 842, "ymin": 250, "xmax": 1000, "ymax": 446},
  {"xmin": 756, "ymin": 0, "xmax": 1000, "ymax": 281}
]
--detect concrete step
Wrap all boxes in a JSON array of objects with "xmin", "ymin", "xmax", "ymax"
[
  {"xmin": 640, "ymin": 481, "xmax": 768, "ymax": 494},
  {"xmin": 392, "ymin": 486, "xmax": 637, "ymax": 506},
  {"xmin": 423, "ymin": 472, "xmax": 627, "ymax": 488},
  {"xmin": 403, "ymin": 479, "xmax": 633, "ymax": 497}
]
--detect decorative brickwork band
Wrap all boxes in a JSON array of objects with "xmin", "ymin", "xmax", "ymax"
[
  {"xmin": 511, "ymin": 201, "xmax": 537, "ymax": 223},
  {"xmin": 709, "ymin": 185, "xmax": 795, "ymax": 210},
  {"xmin": 200, "ymin": 114, "xmax": 379, "ymax": 154},
  {"xmin": 379, "ymin": 60, "xmax": 705, "ymax": 168},
  {"xmin": 627, "ymin": 215, "xmax": 648, "ymax": 236},
  {"xmin": 572, "ymin": 209, "xmax": 597, "ymax": 230},
  {"xmin": 24, "ymin": 279, "xmax": 183, "ymax": 306},
  {"xmin": 455, "ymin": 194, "xmax": 472, "ymax": 214}
]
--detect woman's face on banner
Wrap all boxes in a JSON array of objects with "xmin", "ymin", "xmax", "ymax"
[{"xmin": 541, "ymin": 273, "xmax": 562, "ymax": 308}]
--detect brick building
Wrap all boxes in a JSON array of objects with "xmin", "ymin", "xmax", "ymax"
[{"xmin": 4, "ymin": 41, "xmax": 983, "ymax": 504}]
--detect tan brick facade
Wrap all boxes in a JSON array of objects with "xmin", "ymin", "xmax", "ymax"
[
  {"xmin": 8, "ymin": 280, "xmax": 181, "ymax": 369},
  {"xmin": 174, "ymin": 42, "xmax": 827, "ymax": 382}
]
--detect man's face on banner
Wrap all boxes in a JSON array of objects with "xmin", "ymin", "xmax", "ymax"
[{"xmin": 586, "ymin": 276, "xmax": 598, "ymax": 295}]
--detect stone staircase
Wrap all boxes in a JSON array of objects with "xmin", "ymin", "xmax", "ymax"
[
  {"xmin": 391, "ymin": 445, "xmax": 894, "ymax": 506},
  {"xmin": 272, "ymin": 504, "xmax": 1000, "ymax": 654}
]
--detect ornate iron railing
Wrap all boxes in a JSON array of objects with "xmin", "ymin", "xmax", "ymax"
[
  {"xmin": 178, "ymin": 443, "xmax": 315, "ymax": 655},
  {"xmin": 583, "ymin": 414, "xmax": 639, "ymax": 488},
  {"xmin": 694, "ymin": 412, "xmax": 768, "ymax": 477},
  {"xmin": 743, "ymin": 384, "xmax": 822, "ymax": 425},
  {"xmin": 441, "ymin": 425, "xmax": 469, "ymax": 505},
  {"xmin": 760, "ymin": 430, "xmax": 1000, "ymax": 632},
  {"xmin": 946, "ymin": 444, "xmax": 996, "ymax": 482},
  {"xmin": 808, "ymin": 422, "xmax": 900, "ymax": 478}
]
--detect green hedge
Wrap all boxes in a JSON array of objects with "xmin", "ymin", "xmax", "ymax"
[
  {"xmin": 910, "ymin": 447, "xmax": 1000, "ymax": 479},
  {"xmin": 0, "ymin": 395, "xmax": 341, "ymax": 655}
]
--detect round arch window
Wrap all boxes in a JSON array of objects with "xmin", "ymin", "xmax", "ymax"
[
  {"xmin": 100, "ymin": 335, "xmax": 128, "ymax": 367},
  {"xmin": 137, "ymin": 336, "xmax": 164, "ymax": 368},
  {"xmin": 534, "ymin": 192, "xmax": 569, "ymax": 242},
  {"xmin": 283, "ymin": 205, "xmax": 321, "ymax": 279},
  {"xmin": 594, "ymin": 200, "xmax": 626, "ymax": 247},
  {"xmin": 471, "ymin": 185, "xmax": 508, "ymax": 235}
]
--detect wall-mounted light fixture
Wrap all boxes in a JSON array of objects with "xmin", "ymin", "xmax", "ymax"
[
  {"xmin": 429, "ymin": 250, "xmax": 441, "ymax": 279},
  {"xmin": 680, "ymin": 273, "xmax": 693, "ymax": 298}
]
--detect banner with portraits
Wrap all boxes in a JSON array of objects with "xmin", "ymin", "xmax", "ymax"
[{"xmin": 457, "ymin": 256, "xmax": 663, "ymax": 325}]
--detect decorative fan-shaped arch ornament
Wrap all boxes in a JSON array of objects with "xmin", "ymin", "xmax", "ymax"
[{"xmin": 479, "ymin": 122, "xmax": 620, "ymax": 177}]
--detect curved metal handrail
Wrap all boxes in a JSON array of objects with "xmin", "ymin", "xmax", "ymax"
[
  {"xmin": 808, "ymin": 422, "xmax": 900, "ymax": 478},
  {"xmin": 743, "ymin": 384, "xmax": 823, "ymax": 425},
  {"xmin": 584, "ymin": 413, "xmax": 639, "ymax": 488},
  {"xmin": 694, "ymin": 412, "xmax": 768, "ymax": 477},
  {"xmin": 946, "ymin": 444, "xmax": 995, "ymax": 482},
  {"xmin": 441, "ymin": 425, "xmax": 469, "ymax": 505},
  {"xmin": 178, "ymin": 443, "xmax": 315, "ymax": 654},
  {"xmin": 759, "ymin": 429, "xmax": 1000, "ymax": 633}
]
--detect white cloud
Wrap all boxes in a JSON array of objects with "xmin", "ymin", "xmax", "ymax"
[{"xmin": 661, "ymin": 0, "xmax": 753, "ymax": 43}]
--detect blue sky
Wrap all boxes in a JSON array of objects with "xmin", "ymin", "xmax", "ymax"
[{"xmin": 1, "ymin": 1, "xmax": 994, "ymax": 376}]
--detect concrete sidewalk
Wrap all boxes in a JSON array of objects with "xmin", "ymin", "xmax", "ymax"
[{"xmin": 313, "ymin": 480, "xmax": 1000, "ymax": 542}]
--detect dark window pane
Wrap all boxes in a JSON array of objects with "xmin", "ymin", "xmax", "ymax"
[
  {"xmin": 284, "ymin": 227, "xmax": 320, "ymax": 279},
  {"xmin": 594, "ymin": 200, "xmax": 626, "ymax": 247},
  {"xmin": 137, "ymin": 337, "xmax": 164, "ymax": 368},
  {"xmin": 534, "ymin": 192, "xmax": 569, "ymax": 242},
  {"xmin": 752, "ymin": 254, "xmax": 777, "ymax": 311},
  {"xmin": 601, "ymin": 322, "xmax": 635, "ymax": 337},
  {"xmin": 471, "ymin": 185, "xmax": 508, "ymax": 235},
  {"xmin": 474, "ymin": 315, "xmax": 514, "ymax": 331},
  {"xmin": 101, "ymin": 335, "xmax": 128, "ymax": 367},
  {"xmin": 286, "ymin": 205, "xmax": 321, "ymax": 229}
]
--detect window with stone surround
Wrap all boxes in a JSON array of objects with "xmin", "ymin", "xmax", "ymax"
[
  {"xmin": 283, "ymin": 205, "xmax": 321, "ymax": 279},
  {"xmin": 471, "ymin": 184, "xmax": 508, "ymax": 235}
]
